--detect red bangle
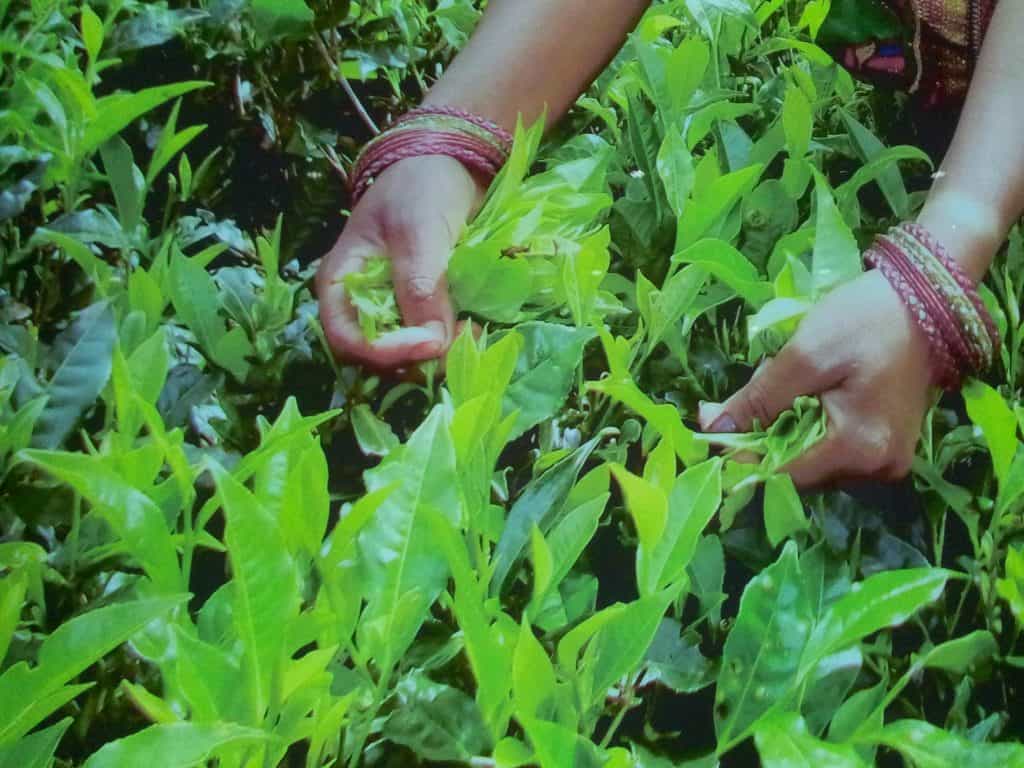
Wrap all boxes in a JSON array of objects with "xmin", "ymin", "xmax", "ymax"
[
  {"xmin": 349, "ymin": 107, "xmax": 513, "ymax": 206},
  {"xmin": 865, "ymin": 222, "xmax": 999, "ymax": 390},
  {"xmin": 396, "ymin": 106, "xmax": 513, "ymax": 151},
  {"xmin": 865, "ymin": 242, "xmax": 960, "ymax": 388},
  {"xmin": 900, "ymin": 223, "xmax": 999, "ymax": 351}
]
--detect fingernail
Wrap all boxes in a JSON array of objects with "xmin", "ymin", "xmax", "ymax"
[
  {"xmin": 698, "ymin": 401, "xmax": 723, "ymax": 431},
  {"xmin": 423, "ymin": 320, "xmax": 448, "ymax": 345},
  {"xmin": 708, "ymin": 412, "xmax": 738, "ymax": 434}
]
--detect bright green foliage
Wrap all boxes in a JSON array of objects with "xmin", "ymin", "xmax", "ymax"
[
  {"xmin": 344, "ymin": 256, "xmax": 401, "ymax": 342},
  {"xmin": 2, "ymin": 1, "xmax": 1024, "ymax": 766}
]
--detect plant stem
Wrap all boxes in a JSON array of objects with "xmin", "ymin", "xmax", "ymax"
[{"xmin": 314, "ymin": 32, "xmax": 380, "ymax": 136}]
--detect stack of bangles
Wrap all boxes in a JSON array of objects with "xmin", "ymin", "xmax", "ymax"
[
  {"xmin": 865, "ymin": 222, "xmax": 999, "ymax": 390},
  {"xmin": 349, "ymin": 105, "xmax": 514, "ymax": 206}
]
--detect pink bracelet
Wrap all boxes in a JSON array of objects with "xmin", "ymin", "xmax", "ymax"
[
  {"xmin": 865, "ymin": 241, "xmax": 960, "ymax": 388},
  {"xmin": 900, "ymin": 223, "xmax": 999, "ymax": 352},
  {"xmin": 865, "ymin": 222, "xmax": 999, "ymax": 390},
  {"xmin": 349, "ymin": 106, "xmax": 513, "ymax": 206},
  {"xmin": 395, "ymin": 106, "xmax": 513, "ymax": 150}
]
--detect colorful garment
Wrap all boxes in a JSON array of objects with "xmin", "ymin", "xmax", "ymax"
[{"xmin": 823, "ymin": 0, "xmax": 998, "ymax": 108}]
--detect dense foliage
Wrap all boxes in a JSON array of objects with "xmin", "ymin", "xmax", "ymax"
[{"xmin": 3, "ymin": 0, "xmax": 1024, "ymax": 765}]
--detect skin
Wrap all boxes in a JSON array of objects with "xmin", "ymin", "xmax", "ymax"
[{"xmin": 318, "ymin": 0, "xmax": 1024, "ymax": 485}]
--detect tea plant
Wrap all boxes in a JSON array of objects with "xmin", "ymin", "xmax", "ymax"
[{"xmin": 2, "ymin": 1, "xmax": 1024, "ymax": 766}]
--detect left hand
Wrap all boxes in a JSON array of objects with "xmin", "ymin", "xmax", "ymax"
[{"xmin": 698, "ymin": 269, "xmax": 935, "ymax": 488}]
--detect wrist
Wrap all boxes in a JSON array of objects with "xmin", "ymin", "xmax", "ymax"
[{"xmin": 917, "ymin": 190, "xmax": 1007, "ymax": 283}]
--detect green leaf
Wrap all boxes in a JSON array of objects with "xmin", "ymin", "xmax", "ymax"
[
  {"xmin": 560, "ymin": 228, "xmax": 611, "ymax": 326},
  {"xmin": 31, "ymin": 302, "xmax": 115, "ymax": 450},
  {"xmin": 0, "ymin": 718, "xmax": 70, "ymax": 768},
  {"xmin": 810, "ymin": 169, "xmax": 861, "ymax": 297},
  {"xmin": 657, "ymin": 129, "xmax": 696, "ymax": 218},
  {"xmin": 145, "ymin": 99, "xmax": 206, "ymax": 187},
  {"xmin": 963, "ymin": 379, "xmax": 1017, "ymax": 486},
  {"xmin": 672, "ymin": 239, "xmax": 773, "ymax": 308},
  {"xmin": 383, "ymin": 675, "xmax": 491, "ymax": 762},
  {"xmin": 84, "ymin": 81, "xmax": 210, "ymax": 157},
  {"xmin": 350, "ymin": 404, "xmax": 399, "ymax": 457},
  {"xmin": 503, "ymin": 323, "xmax": 595, "ymax": 440},
  {"xmin": 782, "ymin": 84, "xmax": 813, "ymax": 159},
  {"xmin": 763, "ymin": 474, "xmax": 809, "ymax": 547},
  {"xmin": 82, "ymin": 723, "xmax": 265, "ymax": 768},
  {"xmin": 0, "ymin": 597, "xmax": 184, "ymax": 744},
  {"xmin": 801, "ymin": 568, "xmax": 952, "ymax": 676},
  {"xmin": 627, "ymin": 87, "xmax": 666, "ymax": 225},
  {"xmin": 491, "ymin": 437, "xmax": 599, "ymax": 596},
  {"xmin": 533, "ymin": 469, "xmax": 609, "ymax": 607},
  {"xmin": 212, "ymin": 465, "xmax": 300, "ymax": 724},
  {"xmin": 583, "ymin": 590, "xmax": 678, "ymax": 708},
  {"xmin": 840, "ymin": 111, "xmax": 918, "ymax": 219},
  {"xmin": 20, "ymin": 450, "xmax": 180, "ymax": 591},
  {"xmin": 639, "ymin": 458, "xmax": 723, "ymax": 596},
  {"xmin": 512, "ymin": 620, "xmax": 557, "ymax": 722},
  {"xmin": 642, "ymin": 265, "xmax": 708, "ymax": 356},
  {"xmin": 611, "ymin": 463, "xmax": 669, "ymax": 571},
  {"xmin": 715, "ymin": 542, "xmax": 815, "ymax": 748},
  {"xmin": 755, "ymin": 712, "xmax": 867, "ymax": 768},
  {"xmin": 358, "ymin": 406, "xmax": 460, "ymax": 671},
  {"xmin": 250, "ymin": 0, "xmax": 314, "ymax": 43},
  {"xmin": 919, "ymin": 630, "xmax": 998, "ymax": 675},
  {"xmin": 343, "ymin": 256, "xmax": 400, "ymax": 342},
  {"xmin": 870, "ymin": 720, "xmax": 1024, "ymax": 767},
  {"xmin": 99, "ymin": 137, "xmax": 145, "ymax": 234},
  {"xmin": 80, "ymin": 5, "xmax": 103, "ymax": 61},
  {"xmin": 676, "ymin": 164, "xmax": 764, "ymax": 251}
]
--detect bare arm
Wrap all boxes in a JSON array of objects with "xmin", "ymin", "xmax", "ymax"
[
  {"xmin": 319, "ymin": 2, "xmax": 650, "ymax": 368},
  {"xmin": 918, "ymin": 1, "xmax": 1024, "ymax": 281},
  {"xmin": 424, "ymin": 0, "xmax": 651, "ymax": 132}
]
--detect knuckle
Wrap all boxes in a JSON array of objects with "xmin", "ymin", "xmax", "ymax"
[
  {"xmin": 741, "ymin": 377, "xmax": 775, "ymax": 427},
  {"xmin": 851, "ymin": 425, "xmax": 897, "ymax": 475},
  {"xmin": 404, "ymin": 274, "xmax": 439, "ymax": 302},
  {"xmin": 785, "ymin": 341, "xmax": 819, "ymax": 376}
]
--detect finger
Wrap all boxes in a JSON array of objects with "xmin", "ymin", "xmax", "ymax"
[
  {"xmin": 780, "ymin": 390, "xmax": 860, "ymax": 490},
  {"xmin": 782, "ymin": 431, "xmax": 851, "ymax": 490},
  {"xmin": 389, "ymin": 207, "xmax": 458, "ymax": 347},
  {"xmin": 316, "ymin": 241, "xmax": 444, "ymax": 370},
  {"xmin": 707, "ymin": 343, "xmax": 845, "ymax": 434}
]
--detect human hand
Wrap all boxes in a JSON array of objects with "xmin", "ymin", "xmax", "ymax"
[
  {"xmin": 698, "ymin": 269, "xmax": 935, "ymax": 488},
  {"xmin": 316, "ymin": 154, "xmax": 486, "ymax": 370}
]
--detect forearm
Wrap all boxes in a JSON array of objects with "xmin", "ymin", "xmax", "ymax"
[
  {"xmin": 917, "ymin": 1, "xmax": 1024, "ymax": 282},
  {"xmin": 423, "ymin": 0, "xmax": 650, "ymax": 132}
]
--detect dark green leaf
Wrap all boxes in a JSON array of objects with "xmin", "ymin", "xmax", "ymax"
[{"xmin": 31, "ymin": 302, "xmax": 115, "ymax": 450}]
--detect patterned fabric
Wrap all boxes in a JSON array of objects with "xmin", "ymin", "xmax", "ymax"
[{"xmin": 834, "ymin": 0, "xmax": 998, "ymax": 108}]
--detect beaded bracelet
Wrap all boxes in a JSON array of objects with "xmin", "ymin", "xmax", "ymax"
[
  {"xmin": 865, "ymin": 222, "xmax": 998, "ymax": 390},
  {"xmin": 349, "ymin": 106, "xmax": 513, "ymax": 206}
]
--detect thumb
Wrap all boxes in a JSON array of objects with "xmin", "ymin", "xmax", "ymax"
[
  {"xmin": 708, "ymin": 344, "xmax": 840, "ymax": 433},
  {"xmin": 388, "ymin": 210, "xmax": 458, "ymax": 348}
]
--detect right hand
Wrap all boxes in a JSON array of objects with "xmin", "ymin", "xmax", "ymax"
[{"xmin": 316, "ymin": 154, "xmax": 486, "ymax": 370}]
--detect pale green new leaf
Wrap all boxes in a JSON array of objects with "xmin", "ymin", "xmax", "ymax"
[
  {"xmin": 0, "ymin": 597, "xmax": 183, "ymax": 743},
  {"xmin": 963, "ymin": 379, "xmax": 1017, "ymax": 486},
  {"xmin": 870, "ymin": 720, "xmax": 1024, "ymax": 767},
  {"xmin": 358, "ymin": 406, "xmax": 460, "ymax": 671},
  {"xmin": 20, "ymin": 450, "xmax": 180, "ymax": 591},
  {"xmin": 755, "ymin": 712, "xmax": 867, "ymax": 768},
  {"xmin": 0, "ymin": 718, "xmax": 70, "ymax": 768},
  {"xmin": 212, "ymin": 466, "xmax": 300, "ymax": 724},
  {"xmin": 83, "ymin": 81, "xmax": 210, "ymax": 156},
  {"xmin": 810, "ymin": 169, "xmax": 861, "ymax": 297},
  {"xmin": 82, "ymin": 723, "xmax": 265, "ymax": 768},
  {"xmin": 763, "ymin": 474, "xmax": 809, "ymax": 547}
]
